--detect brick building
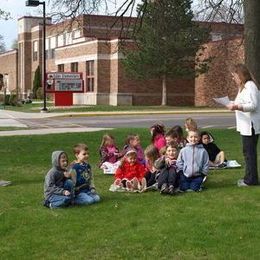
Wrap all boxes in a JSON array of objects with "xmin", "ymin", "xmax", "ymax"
[{"xmin": 0, "ymin": 14, "xmax": 244, "ymax": 106}]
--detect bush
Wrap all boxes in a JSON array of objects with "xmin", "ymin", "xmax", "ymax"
[
  {"xmin": 0, "ymin": 94, "xmax": 4, "ymax": 103},
  {"xmin": 9, "ymin": 93, "xmax": 17, "ymax": 106},
  {"xmin": 4, "ymin": 94, "xmax": 10, "ymax": 105},
  {"xmin": 33, "ymin": 66, "xmax": 41, "ymax": 99}
]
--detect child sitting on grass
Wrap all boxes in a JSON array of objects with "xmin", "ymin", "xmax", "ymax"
[
  {"xmin": 144, "ymin": 144, "xmax": 160, "ymax": 189},
  {"xmin": 200, "ymin": 131, "xmax": 226, "ymax": 168},
  {"xmin": 111, "ymin": 150, "xmax": 146, "ymax": 192},
  {"xmin": 150, "ymin": 123, "xmax": 166, "ymax": 152},
  {"xmin": 43, "ymin": 151, "xmax": 73, "ymax": 209},
  {"xmin": 70, "ymin": 143, "xmax": 100, "ymax": 205},
  {"xmin": 165, "ymin": 125, "xmax": 186, "ymax": 149},
  {"xmin": 121, "ymin": 134, "xmax": 145, "ymax": 165},
  {"xmin": 99, "ymin": 134, "xmax": 121, "ymax": 174},
  {"xmin": 155, "ymin": 142, "xmax": 180, "ymax": 195},
  {"xmin": 177, "ymin": 130, "xmax": 209, "ymax": 192}
]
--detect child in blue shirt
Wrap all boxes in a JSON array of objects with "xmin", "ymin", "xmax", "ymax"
[
  {"xmin": 177, "ymin": 130, "xmax": 209, "ymax": 191},
  {"xmin": 70, "ymin": 143, "xmax": 100, "ymax": 205}
]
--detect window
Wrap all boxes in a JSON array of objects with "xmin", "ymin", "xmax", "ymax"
[
  {"xmin": 33, "ymin": 41, "xmax": 38, "ymax": 61},
  {"xmin": 71, "ymin": 62, "xmax": 78, "ymax": 72},
  {"xmin": 58, "ymin": 64, "xmax": 64, "ymax": 72},
  {"xmin": 48, "ymin": 37, "xmax": 56, "ymax": 59},
  {"xmin": 65, "ymin": 32, "xmax": 73, "ymax": 45},
  {"xmin": 57, "ymin": 34, "xmax": 64, "ymax": 47},
  {"xmin": 73, "ymin": 29, "xmax": 81, "ymax": 39},
  {"xmin": 86, "ymin": 60, "xmax": 94, "ymax": 92},
  {"xmin": 45, "ymin": 38, "xmax": 51, "ymax": 59}
]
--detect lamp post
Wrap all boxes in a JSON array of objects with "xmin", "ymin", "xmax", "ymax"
[{"xmin": 25, "ymin": 0, "xmax": 48, "ymax": 112}]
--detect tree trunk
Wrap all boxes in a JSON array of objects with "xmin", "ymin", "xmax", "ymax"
[
  {"xmin": 161, "ymin": 74, "xmax": 167, "ymax": 106},
  {"xmin": 244, "ymin": 0, "xmax": 260, "ymax": 86}
]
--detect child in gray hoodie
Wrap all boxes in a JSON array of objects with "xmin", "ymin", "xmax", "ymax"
[
  {"xmin": 44, "ymin": 151, "xmax": 73, "ymax": 209},
  {"xmin": 177, "ymin": 130, "xmax": 209, "ymax": 191}
]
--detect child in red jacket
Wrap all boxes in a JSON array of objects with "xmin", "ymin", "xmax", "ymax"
[{"xmin": 113, "ymin": 150, "xmax": 146, "ymax": 192}]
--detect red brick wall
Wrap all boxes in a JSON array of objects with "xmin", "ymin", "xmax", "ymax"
[
  {"xmin": 117, "ymin": 58, "xmax": 195, "ymax": 106},
  {"xmin": 55, "ymin": 42, "xmax": 98, "ymax": 59},
  {"xmin": 195, "ymin": 38, "xmax": 244, "ymax": 107},
  {"xmin": 97, "ymin": 59, "xmax": 111, "ymax": 93},
  {"xmin": 0, "ymin": 50, "xmax": 18, "ymax": 92}
]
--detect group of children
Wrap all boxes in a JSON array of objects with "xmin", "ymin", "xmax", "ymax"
[{"xmin": 44, "ymin": 117, "xmax": 226, "ymax": 209}]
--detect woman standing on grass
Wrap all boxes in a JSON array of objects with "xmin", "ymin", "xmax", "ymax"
[{"xmin": 227, "ymin": 64, "xmax": 260, "ymax": 187}]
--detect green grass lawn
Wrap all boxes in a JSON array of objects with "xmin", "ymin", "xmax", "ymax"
[
  {"xmin": 0, "ymin": 128, "xmax": 260, "ymax": 259},
  {"xmin": 0, "ymin": 127, "xmax": 28, "ymax": 131}
]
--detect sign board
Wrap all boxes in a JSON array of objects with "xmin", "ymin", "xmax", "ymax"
[
  {"xmin": 46, "ymin": 72, "xmax": 84, "ymax": 93},
  {"xmin": 55, "ymin": 79, "xmax": 82, "ymax": 91}
]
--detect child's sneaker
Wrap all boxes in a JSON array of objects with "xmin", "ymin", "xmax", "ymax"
[
  {"xmin": 132, "ymin": 178, "xmax": 140, "ymax": 191},
  {"xmin": 140, "ymin": 178, "xmax": 147, "ymax": 191},
  {"xmin": 43, "ymin": 200, "xmax": 50, "ymax": 208},
  {"xmin": 168, "ymin": 185, "xmax": 176, "ymax": 195},
  {"xmin": 218, "ymin": 162, "xmax": 227, "ymax": 168},
  {"xmin": 160, "ymin": 183, "xmax": 168, "ymax": 194},
  {"xmin": 114, "ymin": 179, "xmax": 122, "ymax": 187},
  {"xmin": 237, "ymin": 179, "xmax": 249, "ymax": 187},
  {"xmin": 0, "ymin": 180, "xmax": 11, "ymax": 186},
  {"xmin": 126, "ymin": 180, "xmax": 133, "ymax": 191}
]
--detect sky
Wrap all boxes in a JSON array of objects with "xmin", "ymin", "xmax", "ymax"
[{"xmin": 0, "ymin": 0, "xmax": 41, "ymax": 49}]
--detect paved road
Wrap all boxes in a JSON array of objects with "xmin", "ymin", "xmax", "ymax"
[{"xmin": 15, "ymin": 113, "xmax": 236, "ymax": 129}]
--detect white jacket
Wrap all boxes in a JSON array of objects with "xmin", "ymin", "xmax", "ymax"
[{"xmin": 234, "ymin": 81, "xmax": 260, "ymax": 136}]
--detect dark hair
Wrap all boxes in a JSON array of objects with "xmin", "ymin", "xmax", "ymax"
[
  {"xmin": 233, "ymin": 64, "xmax": 252, "ymax": 85},
  {"xmin": 73, "ymin": 143, "xmax": 88, "ymax": 154},
  {"xmin": 166, "ymin": 141, "xmax": 179, "ymax": 151},
  {"xmin": 200, "ymin": 131, "xmax": 210, "ymax": 137},
  {"xmin": 150, "ymin": 123, "xmax": 165, "ymax": 142},
  {"xmin": 171, "ymin": 125, "xmax": 184, "ymax": 138},
  {"xmin": 165, "ymin": 128, "xmax": 178, "ymax": 138}
]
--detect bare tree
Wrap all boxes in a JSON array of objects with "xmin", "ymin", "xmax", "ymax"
[
  {"xmin": 0, "ymin": 9, "xmax": 10, "ymax": 20},
  {"xmin": 193, "ymin": 0, "xmax": 243, "ymax": 23},
  {"xmin": 47, "ymin": 0, "xmax": 110, "ymax": 21},
  {"xmin": 0, "ymin": 35, "xmax": 6, "ymax": 53}
]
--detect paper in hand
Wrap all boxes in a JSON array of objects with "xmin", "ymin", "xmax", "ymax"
[{"xmin": 213, "ymin": 96, "xmax": 232, "ymax": 106}]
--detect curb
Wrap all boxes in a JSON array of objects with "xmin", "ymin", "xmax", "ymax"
[{"xmin": 43, "ymin": 109, "xmax": 232, "ymax": 119}]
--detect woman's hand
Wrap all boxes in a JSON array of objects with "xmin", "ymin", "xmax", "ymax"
[{"xmin": 226, "ymin": 103, "xmax": 242, "ymax": 111}]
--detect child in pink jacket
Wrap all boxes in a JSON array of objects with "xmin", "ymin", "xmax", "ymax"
[{"xmin": 150, "ymin": 123, "xmax": 166, "ymax": 152}]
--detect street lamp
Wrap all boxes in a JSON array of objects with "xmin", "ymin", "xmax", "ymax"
[{"xmin": 25, "ymin": 0, "xmax": 48, "ymax": 112}]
